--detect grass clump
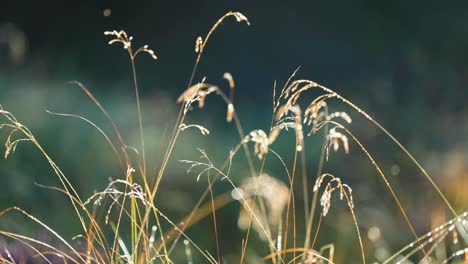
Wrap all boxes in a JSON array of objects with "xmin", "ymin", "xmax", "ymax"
[{"xmin": 0, "ymin": 11, "xmax": 467, "ymax": 264}]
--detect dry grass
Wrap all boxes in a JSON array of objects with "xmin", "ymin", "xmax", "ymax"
[{"xmin": 0, "ymin": 10, "xmax": 467, "ymax": 264}]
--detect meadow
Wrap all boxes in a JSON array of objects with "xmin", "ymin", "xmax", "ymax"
[{"xmin": 0, "ymin": 8, "xmax": 467, "ymax": 264}]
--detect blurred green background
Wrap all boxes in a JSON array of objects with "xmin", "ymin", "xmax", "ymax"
[{"xmin": 1, "ymin": 0, "xmax": 467, "ymax": 262}]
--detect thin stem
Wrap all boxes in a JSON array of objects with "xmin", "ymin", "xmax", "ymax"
[
  {"xmin": 283, "ymin": 149, "xmax": 298, "ymax": 262},
  {"xmin": 310, "ymin": 214, "xmax": 322, "ymax": 251},
  {"xmin": 129, "ymin": 58, "xmax": 147, "ymax": 176},
  {"xmin": 208, "ymin": 175, "xmax": 221, "ymax": 263},
  {"xmin": 303, "ymin": 108, "xmax": 329, "ymax": 254},
  {"xmin": 300, "ymin": 148, "xmax": 309, "ymax": 231},
  {"xmin": 342, "ymin": 189, "xmax": 366, "ymax": 264}
]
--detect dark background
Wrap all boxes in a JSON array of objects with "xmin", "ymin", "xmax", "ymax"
[{"xmin": 0, "ymin": 1, "xmax": 467, "ymax": 262}]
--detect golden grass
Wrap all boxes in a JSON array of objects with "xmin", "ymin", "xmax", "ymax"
[{"xmin": 0, "ymin": 10, "xmax": 467, "ymax": 264}]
